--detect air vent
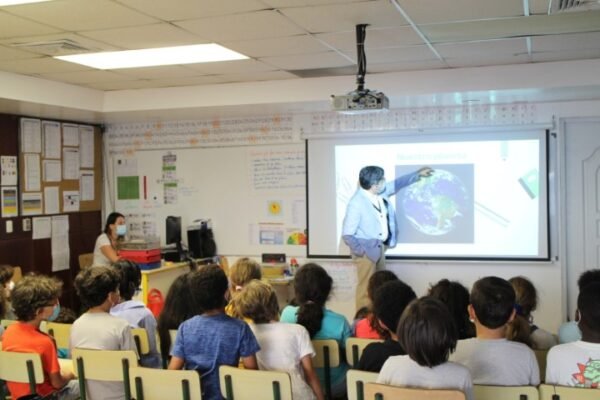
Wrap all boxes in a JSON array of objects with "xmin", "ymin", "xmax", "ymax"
[
  {"xmin": 10, "ymin": 39, "xmax": 93, "ymax": 56},
  {"xmin": 550, "ymin": 0, "xmax": 600, "ymax": 13}
]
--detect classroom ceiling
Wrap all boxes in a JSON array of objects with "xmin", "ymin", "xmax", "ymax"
[{"xmin": 1, "ymin": 0, "xmax": 600, "ymax": 92}]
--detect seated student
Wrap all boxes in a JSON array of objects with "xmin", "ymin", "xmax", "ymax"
[
  {"xmin": 558, "ymin": 269, "xmax": 600, "ymax": 343},
  {"xmin": 2, "ymin": 274, "xmax": 79, "ymax": 400},
  {"xmin": 0, "ymin": 264, "xmax": 16, "ymax": 320},
  {"xmin": 354, "ymin": 270, "xmax": 398, "ymax": 339},
  {"xmin": 169, "ymin": 264, "xmax": 260, "ymax": 400},
  {"xmin": 428, "ymin": 279, "xmax": 475, "ymax": 340},
  {"xmin": 546, "ymin": 282, "xmax": 600, "ymax": 387},
  {"xmin": 378, "ymin": 297, "xmax": 473, "ymax": 400},
  {"xmin": 71, "ymin": 266, "xmax": 139, "ymax": 400},
  {"xmin": 507, "ymin": 276, "xmax": 557, "ymax": 350},
  {"xmin": 280, "ymin": 263, "xmax": 352, "ymax": 399},
  {"xmin": 449, "ymin": 276, "xmax": 540, "ymax": 386},
  {"xmin": 234, "ymin": 279, "xmax": 324, "ymax": 400},
  {"xmin": 225, "ymin": 257, "xmax": 261, "ymax": 319},
  {"xmin": 357, "ymin": 280, "xmax": 416, "ymax": 372},
  {"xmin": 110, "ymin": 260, "xmax": 161, "ymax": 368},
  {"xmin": 156, "ymin": 272, "xmax": 195, "ymax": 364}
]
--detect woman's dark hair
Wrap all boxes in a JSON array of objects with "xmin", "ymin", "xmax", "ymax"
[
  {"xmin": 11, "ymin": 274, "xmax": 62, "ymax": 322},
  {"xmin": 0, "ymin": 264, "xmax": 14, "ymax": 286},
  {"xmin": 103, "ymin": 212, "xmax": 124, "ymax": 235},
  {"xmin": 428, "ymin": 279, "xmax": 474, "ymax": 340},
  {"xmin": 189, "ymin": 264, "xmax": 228, "ymax": 311},
  {"xmin": 470, "ymin": 276, "xmax": 516, "ymax": 329},
  {"xmin": 366, "ymin": 270, "xmax": 399, "ymax": 337},
  {"xmin": 506, "ymin": 276, "xmax": 537, "ymax": 346},
  {"xmin": 398, "ymin": 296, "xmax": 458, "ymax": 368},
  {"xmin": 578, "ymin": 281, "xmax": 600, "ymax": 333},
  {"xmin": 74, "ymin": 266, "xmax": 121, "ymax": 309},
  {"xmin": 373, "ymin": 280, "xmax": 416, "ymax": 335},
  {"xmin": 112, "ymin": 260, "xmax": 141, "ymax": 301},
  {"xmin": 294, "ymin": 263, "xmax": 332, "ymax": 338},
  {"xmin": 157, "ymin": 272, "xmax": 195, "ymax": 362}
]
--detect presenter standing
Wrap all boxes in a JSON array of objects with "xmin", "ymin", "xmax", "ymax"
[
  {"xmin": 92, "ymin": 212, "xmax": 126, "ymax": 267},
  {"xmin": 342, "ymin": 166, "xmax": 433, "ymax": 311}
]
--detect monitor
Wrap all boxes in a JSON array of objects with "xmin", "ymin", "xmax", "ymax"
[{"xmin": 165, "ymin": 216, "xmax": 183, "ymax": 261}]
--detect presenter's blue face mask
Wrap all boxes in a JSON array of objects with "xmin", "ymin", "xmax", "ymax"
[
  {"xmin": 116, "ymin": 224, "xmax": 127, "ymax": 236},
  {"xmin": 48, "ymin": 303, "xmax": 61, "ymax": 322}
]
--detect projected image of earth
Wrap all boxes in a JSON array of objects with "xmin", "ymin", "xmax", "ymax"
[{"xmin": 396, "ymin": 164, "xmax": 474, "ymax": 243}]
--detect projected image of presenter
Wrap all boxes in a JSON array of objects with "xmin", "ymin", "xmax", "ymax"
[{"xmin": 342, "ymin": 165, "xmax": 433, "ymax": 311}]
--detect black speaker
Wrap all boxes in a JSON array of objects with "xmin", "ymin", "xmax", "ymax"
[{"xmin": 187, "ymin": 225, "xmax": 217, "ymax": 259}]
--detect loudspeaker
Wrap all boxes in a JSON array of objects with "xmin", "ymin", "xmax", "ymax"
[{"xmin": 187, "ymin": 225, "xmax": 217, "ymax": 259}]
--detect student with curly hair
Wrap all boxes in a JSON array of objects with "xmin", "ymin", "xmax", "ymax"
[
  {"xmin": 558, "ymin": 269, "xmax": 600, "ymax": 343},
  {"xmin": 234, "ymin": 280, "xmax": 324, "ymax": 400},
  {"xmin": 450, "ymin": 276, "xmax": 539, "ymax": 386},
  {"xmin": 169, "ymin": 264, "xmax": 260, "ymax": 400},
  {"xmin": 2, "ymin": 274, "xmax": 79, "ymax": 400},
  {"xmin": 71, "ymin": 266, "xmax": 138, "ymax": 400},
  {"xmin": 378, "ymin": 297, "xmax": 473, "ymax": 400},
  {"xmin": 280, "ymin": 263, "xmax": 351, "ymax": 398},
  {"xmin": 225, "ymin": 257, "xmax": 261, "ymax": 319}
]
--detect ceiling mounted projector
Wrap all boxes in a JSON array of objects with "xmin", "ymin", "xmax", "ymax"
[{"xmin": 331, "ymin": 24, "xmax": 389, "ymax": 114}]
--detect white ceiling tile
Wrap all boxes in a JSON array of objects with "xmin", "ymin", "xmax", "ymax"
[
  {"xmin": 79, "ymin": 23, "xmax": 208, "ymax": 50},
  {"xmin": 217, "ymin": 70, "xmax": 299, "ymax": 83},
  {"xmin": 0, "ymin": 56, "xmax": 91, "ymax": 74},
  {"xmin": 529, "ymin": 0, "xmax": 551, "ymax": 15},
  {"xmin": 394, "ymin": 0, "xmax": 523, "ymax": 24},
  {"xmin": 38, "ymin": 69, "xmax": 136, "ymax": 84},
  {"xmin": 531, "ymin": 48, "xmax": 600, "ymax": 63},
  {"xmin": 1, "ymin": 33, "xmax": 118, "ymax": 55},
  {"xmin": 222, "ymin": 35, "xmax": 331, "ymax": 58},
  {"xmin": 184, "ymin": 59, "xmax": 277, "ymax": 75},
  {"xmin": 436, "ymin": 38, "xmax": 529, "ymax": 59},
  {"xmin": 315, "ymin": 26, "xmax": 424, "ymax": 52},
  {"xmin": 365, "ymin": 45, "xmax": 438, "ymax": 64},
  {"xmin": 260, "ymin": 51, "xmax": 353, "ymax": 70},
  {"xmin": 135, "ymin": 75, "xmax": 230, "ymax": 88},
  {"xmin": 113, "ymin": 65, "xmax": 204, "ymax": 80},
  {"xmin": 0, "ymin": 44, "xmax": 37, "ymax": 60},
  {"xmin": 446, "ymin": 53, "xmax": 530, "ymax": 68},
  {"xmin": 175, "ymin": 10, "xmax": 305, "ymax": 42},
  {"xmin": 280, "ymin": 1, "xmax": 409, "ymax": 33},
  {"xmin": 367, "ymin": 59, "xmax": 446, "ymax": 73},
  {"xmin": 532, "ymin": 32, "xmax": 600, "ymax": 52},
  {"xmin": 261, "ymin": 0, "xmax": 357, "ymax": 7},
  {"xmin": 0, "ymin": 10, "xmax": 60, "ymax": 39},
  {"xmin": 5, "ymin": 0, "xmax": 158, "ymax": 31},
  {"xmin": 115, "ymin": 0, "xmax": 267, "ymax": 21},
  {"xmin": 85, "ymin": 80, "xmax": 157, "ymax": 91}
]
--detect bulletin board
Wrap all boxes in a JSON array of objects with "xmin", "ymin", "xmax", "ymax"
[
  {"xmin": 18, "ymin": 118, "xmax": 103, "ymax": 215},
  {"xmin": 112, "ymin": 143, "xmax": 306, "ymax": 257}
]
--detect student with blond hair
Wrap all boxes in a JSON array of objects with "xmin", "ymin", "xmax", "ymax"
[{"xmin": 225, "ymin": 257, "xmax": 261, "ymax": 318}]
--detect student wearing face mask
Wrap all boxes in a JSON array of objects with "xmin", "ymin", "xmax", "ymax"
[
  {"xmin": 93, "ymin": 212, "xmax": 127, "ymax": 267},
  {"xmin": 342, "ymin": 165, "xmax": 433, "ymax": 311},
  {"xmin": 2, "ymin": 274, "xmax": 80, "ymax": 400}
]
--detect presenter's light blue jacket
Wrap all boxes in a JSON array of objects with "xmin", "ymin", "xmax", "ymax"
[{"xmin": 342, "ymin": 171, "xmax": 419, "ymax": 263}]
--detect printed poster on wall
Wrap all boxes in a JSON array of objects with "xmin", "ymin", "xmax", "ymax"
[
  {"xmin": 1, "ymin": 156, "xmax": 17, "ymax": 186},
  {"xmin": 1, "ymin": 186, "xmax": 18, "ymax": 217}
]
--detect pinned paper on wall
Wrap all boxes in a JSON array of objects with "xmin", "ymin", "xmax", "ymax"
[
  {"xmin": 24, "ymin": 153, "xmax": 41, "ymax": 191},
  {"xmin": 1, "ymin": 156, "xmax": 17, "ymax": 186},
  {"xmin": 32, "ymin": 216, "xmax": 51, "ymax": 240},
  {"xmin": 62, "ymin": 148, "xmax": 79, "ymax": 180},
  {"xmin": 63, "ymin": 190, "xmax": 80, "ymax": 212},
  {"xmin": 51, "ymin": 215, "xmax": 70, "ymax": 271},
  {"xmin": 44, "ymin": 186, "xmax": 59, "ymax": 215},
  {"xmin": 42, "ymin": 120, "xmax": 61, "ymax": 159},
  {"xmin": 22, "ymin": 192, "xmax": 42, "ymax": 216},
  {"xmin": 80, "ymin": 125, "xmax": 95, "ymax": 168},
  {"xmin": 62, "ymin": 123, "xmax": 79, "ymax": 146},
  {"xmin": 43, "ymin": 160, "xmax": 61, "ymax": 182},
  {"xmin": 20, "ymin": 118, "xmax": 41, "ymax": 153},
  {"xmin": 80, "ymin": 170, "xmax": 95, "ymax": 201},
  {"xmin": 1, "ymin": 187, "xmax": 18, "ymax": 218}
]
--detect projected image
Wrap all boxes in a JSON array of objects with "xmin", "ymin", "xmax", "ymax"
[{"xmin": 396, "ymin": 164, "xmax": 473, "ymax": 243}]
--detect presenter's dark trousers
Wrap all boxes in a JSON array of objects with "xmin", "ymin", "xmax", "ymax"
[{"xmin": 353, "ymin": 244, "xmax": 386, "ymax": 312}]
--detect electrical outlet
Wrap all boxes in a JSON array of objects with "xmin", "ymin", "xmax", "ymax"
[
  {"xmin": 23, "ymin": 218, "xmax": 31, "ymax": 232},
  {"xmin": 6, "ymin": 220, "xmax": 13, "ymax": 233}
]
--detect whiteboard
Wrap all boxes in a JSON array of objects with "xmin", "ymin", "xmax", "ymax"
[{"xmin": 113, "ymin": 144, "xmax": 306, "ymax": 257}]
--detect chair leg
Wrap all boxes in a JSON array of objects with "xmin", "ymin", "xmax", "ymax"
[
  {"xmin": 272, "ymin": 381, "xmax": 281, "ymax": 400},
  {"xmin": 26, "ymin": 360, "xmax": 36, "ymax": 395},
  {"xmin": 324, "ymin": 346, "xmax": 331, "ymax": 400},
  {"xmin": 182, "ymin": 379, "xmax": 191, "ymax": 400},
  {"xmin": 356, "ymin": 381, "xmax": 364, "ymax": 400},
  {"xmin": 135, "ymin": 376, "xmax": 145, "ymax": 400},
  {"xmin": 122, "ymin": 359, "xmax": 132, "ymax": 400},
  {"xmin": 352, "ymin": 345, "xmax": 359, "ymax": 366},
  {"xmin": 374, "ymin": 394, "xmax": 384, "ymax": 400},
  {"xmin": 76, "ymin": 357, "xmax": 86, "ymax": 400},
  {"xmin": 224, "ymin": 374, "xmax": 234, "ymax": 400}
]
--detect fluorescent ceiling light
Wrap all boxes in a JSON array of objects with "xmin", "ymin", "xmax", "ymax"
[
  {"xmin": 55, "ymin": 44, "xmax": 248, "ymax": 69},
  {"xmin": 0, "ymin": 0, "xmax": 52, "ymax": 5}
]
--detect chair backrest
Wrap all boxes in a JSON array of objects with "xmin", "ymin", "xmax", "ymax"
[
  {"xmin": 78, "ymin": 253, "xmax": 94, "ymax": 269},
  {"xmin": 347, "ymin": 369, "xmax": 379, "ymax": 400},
  {"xmin": 72, "ymin": 348, "xmax": 138, "ymax": 400},
  {"xmin": 539, "ymin": 384, "xmax": 600, "ymax": 400},
  {"xmin": 0, "ymin": 351, "xmax": 44, "ymax": 395},
  {"xmin": 46, "ymin": 322, "xmax": 72, "ymax": 349},
  {"xmin": 473, "ymin": 385, "xmax": 539, "ymax": 400},
  {"xmin": 169, "ymin": 329, "xmax": 178, "ymax": 350},
  {"xmin": 312, "ymin": 339, "xmax": 341, "ymax": 400},
  {"xmin": 534, "ymin": 349, "xmax": 548, "ymax": 383},
  {"xmin": 12, "ymin": 266, "xmax": 22, "ymax": 283},
  {"xmin": 131, "ymin": 328, "xmax": 150, "ymax": 355},
  {"xmin": 219, "ymin": 365, "xmax": 293, "ymax": 400},
  {"xmin": 364, "ymin": 383, "xmax": 466, "ymax": 400},
  {"xmin": 0, "ymin": 319, "xmax": 17, "ymax": 330},
  {"xmin": 129, "ymin": 366, "xmax": 201, "ymax": 400},
  {"xmin": 346, "ymin": 338, "xmax": 383, "ymax": 367}
]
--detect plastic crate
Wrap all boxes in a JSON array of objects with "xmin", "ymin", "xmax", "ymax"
[{"xmin": 120, "ymin": 248, "xmax": 161, "ymax": 264}]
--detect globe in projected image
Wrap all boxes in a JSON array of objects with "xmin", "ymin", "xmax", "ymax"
[{"xmin": 402, "ymin": 169, "xmax": 469, "ymax": 236}]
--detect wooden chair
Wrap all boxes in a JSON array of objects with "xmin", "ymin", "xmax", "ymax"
[
  {"xmin": 345, "ymin": 337, "xmax": 382, "ymax": 367},
  {"xmin": 0, "ymin": 351, "xmax": 44, "ymax": 396},
  {"xmin": 534, "ymin": 349, "xmax": 548, "ymax": 383},
  {"xmin": 72, "ymin": 348, "xmax": 138, "ymax": 400},
  {"xmin": 131, "ymin": 327, "xmax": 150, "ymax": 356},
  {"xmin": 347, "ymin": 369, "xmax": 378, "ymax": 400},
  {"xmin": 364, "ymin": 382, "xmax": 466, "ymax": 400},
  {"xmin": 219, "ymin": 365, "xmax": 293, "ymax": 400},
  {"xmin": 312, "ymin": 339, "xmax": 341, "ymax": 400},
  {"xmin": 46, "ymin": 322, "xmax": 72, "ymax": 350},
  {"xmin": 11, "ymin": 266, "xmax": 22, "ymax": 283},
  {"xmin": 78, "ymin": 253, "xmax": 94, "ymax": 269},
  {"xmin": 539, "ymin": 383, "xmax": 600, "ymax": 400},
  {"xmin": 129, "ymin": 366, "xmax": 201, "ymax": 400},
  {"xmin": 473, "ymin": 385, "xmax": 539, "ymax": 400}
]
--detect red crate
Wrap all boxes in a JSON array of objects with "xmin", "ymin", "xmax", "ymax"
[{"xmin": 119, "ymin": 248, "xmax": 161, "ymax": 264}]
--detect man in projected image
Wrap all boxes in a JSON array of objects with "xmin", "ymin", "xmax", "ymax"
[{"xmin": 342, "ymin": 165, "xmax": 433, "ymax": 311}]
